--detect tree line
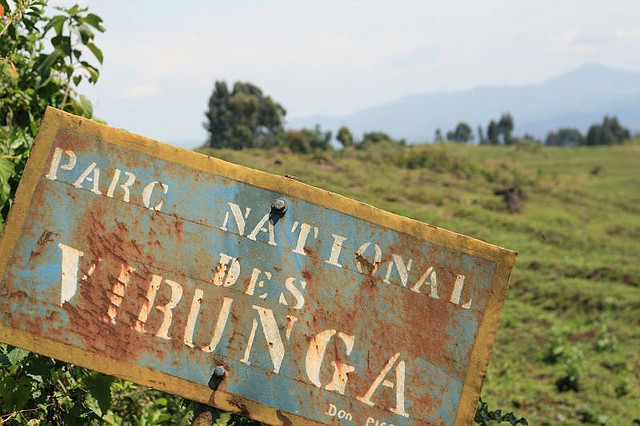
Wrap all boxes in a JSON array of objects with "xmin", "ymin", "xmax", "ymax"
[
  {"xmin": 205, "ymin": 82, "xmax": 634, "ymax": 151},
  {"xmin": 439, "ymin": 115, "xmax": 631, "ymax": 147},
  {"xmin": 436, "ymin": 114, "xmax": 515, "ymax": 145},
  {"xmin": 204, "ymin": 81, "xmax": 408, "ymax": 152}
]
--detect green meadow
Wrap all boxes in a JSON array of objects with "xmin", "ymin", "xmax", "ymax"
[{"xmin": 199, "ymin": 140, "xmax": 640, "ymax": 425}]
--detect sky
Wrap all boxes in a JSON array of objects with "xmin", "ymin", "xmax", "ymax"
[{"xmin": 58, "ymin": 0, "xmax": 640, "ymax": 147}]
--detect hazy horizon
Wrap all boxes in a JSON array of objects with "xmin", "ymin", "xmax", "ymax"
[{"xmin": 53, "ymin": 0, "xmax": 640, "ymax": 147}]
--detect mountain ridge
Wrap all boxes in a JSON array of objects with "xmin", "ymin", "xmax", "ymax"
[{"xmin": 287, "ymin": 64, "xmax": 640, "ymax": 142}]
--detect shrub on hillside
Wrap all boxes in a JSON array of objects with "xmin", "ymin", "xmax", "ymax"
[
  {"xmin": 280, "ymin": 125, "xmax": 332, "ymax": 153},
  {"xmin": 546, "ymin": 128, "xmax": 585, "ymax": 146},
  {"xmin": 586, "ymin": 116, "xmax": 630, "ymax": 145},
  {"xmin": 357, "ymin": 131, "xmax": 405, "ymax": 149}
]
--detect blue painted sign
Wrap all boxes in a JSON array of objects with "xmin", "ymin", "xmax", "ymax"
[{"xmin": 0, "ymin": 108, "xmax": 516, "ymax": 425}]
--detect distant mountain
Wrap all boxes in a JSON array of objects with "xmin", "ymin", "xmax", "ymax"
[{"xmin": 287, "ymin": 64, "xmax": 640, "ymax": 142}]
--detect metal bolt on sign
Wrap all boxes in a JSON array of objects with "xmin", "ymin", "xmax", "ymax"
[
  {"xmin": 193, "ymin": 365, "xmax": 228, "ymax": 425},
  {"xmin": 213, "ymin": 365, "xmax": 226, "ymax": 378},
  {"xmin": 271, "ymin": 198, "xmax": 287, "ymax": 215}
]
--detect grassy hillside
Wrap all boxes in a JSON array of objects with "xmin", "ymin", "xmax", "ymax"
[{"xmin": 199, "ymin": 140, "xmax": 640, "ymax": 425}]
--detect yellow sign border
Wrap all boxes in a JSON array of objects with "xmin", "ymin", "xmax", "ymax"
[{"xmin": 0, "ymin": 107, "xmax": 516, "ymax": 425}]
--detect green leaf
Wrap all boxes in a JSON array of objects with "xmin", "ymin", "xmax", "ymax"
[
  {"xmin": 23, "ymin": 16, "xmax": 38, "ymax": 32},
  {"xmin": 77, "ymin": 23, "xmax": 93, "ymax": 44},
  {"xmin": 80, "ymin": 61, "xmax": 99, "ymax": 83},
  {"xmin": 25, "ymin": 355, "xmax": 52, "ymax": 383},
  {"xmin": 214, "ymin": 411, "xmax": 232, "ymax": 424},
  {"xmin": 66, "ymin": 401, "xmax": 95, "ymax": 423},
  {"xmin": 0, "ymin": 157, "xmax": 15, "ymax": 184},
  {"xmin": 51, "ymin": 34, "xmax": 71, "ymax": 55},
  {"xmin": 78, "ymin": 94, "xmax": 93, "ymax": 117},
  {"xmin": 0, "ymin": 183, "xmax": 10, "ymax": 208},
  {"xmin": 28, "ymin": 112, "xmax": 38, "ymax": 137},
  {"xmin": 44, "ymin": 14, "xmax": 67, "ymax": 36},
  {"xmin": 154, "ymin": 414, "xmax": 173, "ymax": 422},
  {"xmin": 85, "ymin": 373, "xmax": 114, "ymax": 416},
  {"xmin": 7, "ymin": 347, "xmax": 29, "ymax": 365},
  {"xmin": 83, "ymin": 13, "xmax": 105, "ymax": 32},
  {"xmin": 86, "ymin": 42, "xmax": 103, "ymax": 64},
  {"xmin": 2, "ymin": 375, "xmax": 31, "ymax": 411},
  {"xmin": 66, "ymin": 4, "xmax": 81, "ymax": 15},
  {"xmin": 37, "ymin": 50, "xmax": 63, "ymax": 75}
]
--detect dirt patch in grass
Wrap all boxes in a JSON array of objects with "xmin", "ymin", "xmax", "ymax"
[{"xmin": 567, "ymin": 330, "xmax": 597, "ymax": 343}]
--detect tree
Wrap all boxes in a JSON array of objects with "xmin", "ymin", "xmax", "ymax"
[
  {"xmin": 258, "ymin": 95, "xmax": 287, "ymax": 137},
  {"xmin": 487, "ymin": 120, "xmax": 499, "ymax": 145},
  {"xmin": 204, "ymin": 81, "xmax": 232, "ymax": 148},
  {"xmin": 477, "ymin": 125, "xmax": 486, "ymax": 144},
  {"xmin": 228, "ymin": 89, "xmax": 260, "ymax": 149},
  {"xmin": 586, "ymin": 116, "xmax": 630, "ymax": 146},
  {"xmin": 307, "ymin": 124, "xmax": 332, "ymax": 151},
  {"xmin": 204, "ymin": 81, "xmax": 286, "ymax": 149},
  {"xmin": 434, "ymin": 128, "xmax": 443, "ymax": 142},
  {"xmin": 485, "ymin": 114, "xmax": 515, "ymax": 145},
  {"xmin": 498, "ymin": 113, "xmax": 514, "ymax": 145},
  {"xmin": 546, "ymin": 128, "xmax": 584, "ymax": 146},
  {"xmin": 446, "ymin": 122, "xmax": 473, "ymax": 143},
  {"xmin": 337, "ymin": 125, "xmax": 355, "ymax": 148}
]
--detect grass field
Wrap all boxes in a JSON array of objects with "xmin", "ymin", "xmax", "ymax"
[{"xmin": 199, "ymin": 140, "xmax": 640, "ymax": 425}]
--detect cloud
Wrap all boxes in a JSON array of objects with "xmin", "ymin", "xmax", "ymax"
[
  {"xmin": 394, "ymin": 46, "xmax": 440, "ymax": 66},
  {"xmin": 119, "ymin": 84, "xmax": 163, "ymax": 99},
  {"xmin": 573, "ymin": 32, "xmax": 613, "ymax": 46},
  {"xmin": 549, "ymin": 30, "xmax": 612, "ymax": 53},
  {"xmin": 615, "ymin": 29, "xmax": 640, "ymax": 41}
]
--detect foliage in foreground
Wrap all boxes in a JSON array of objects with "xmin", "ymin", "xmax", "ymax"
[
  {"xmin": 1, "ymin": 1, "xmax": 173, "ymax": 424},
  {"xmin": 475, "ymin": 398, "xmax": 528, "ymax": 425},
  {"xmin": 0, "ymin": 0, "xmax": 103, "ymax": 228},
  {"xmin": 0, "ymin": 2, "xmax": 201, "ymax": 423},
  {"xmin": 0, "ymin": 344, "xmax": 197, "ymax": 424}
]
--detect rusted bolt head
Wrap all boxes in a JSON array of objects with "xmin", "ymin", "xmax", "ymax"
[
  {"xmin": 271, "ymin": 198, "xmax": 287, "ymax": 215},
  {"xmin": 213, "ymin": 365, "xmax": 226, "ymax": 378}
]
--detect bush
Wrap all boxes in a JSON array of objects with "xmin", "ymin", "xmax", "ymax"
[
  {"xmin": 586, "ymin": 116, "xmax": 630, "ymax": 146},
  {"xmin": 1, "ymin": 0, "xmax": 104, "ymax": 228},
  {"xmin": 281, "ymin": 125, "xmax": 332, "ymax": 153},
  {"xmin": 593, "ymin": 326, "xmax": 618, "ymax": 353},
  {"xmin": 474, "ymin": 398, "xmax": 528, "ymax": 425},
  {"xmin": 555, "ymin": 347, "xmax": 583, "ymax": 392}
]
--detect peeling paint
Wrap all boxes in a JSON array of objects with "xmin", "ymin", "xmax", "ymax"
[{"xmin": 0, "ymin": 108, "xmax": 516, "ymax": 426}]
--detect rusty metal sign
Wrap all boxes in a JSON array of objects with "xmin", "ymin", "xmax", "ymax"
[{"xmin": 0, "ymin": 108, "xmax": 516, "ymax": 425}]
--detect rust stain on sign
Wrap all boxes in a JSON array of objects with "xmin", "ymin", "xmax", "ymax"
[{"xmin": 0, "ymin": 108, "xmax": 516, "ymax": 425}]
